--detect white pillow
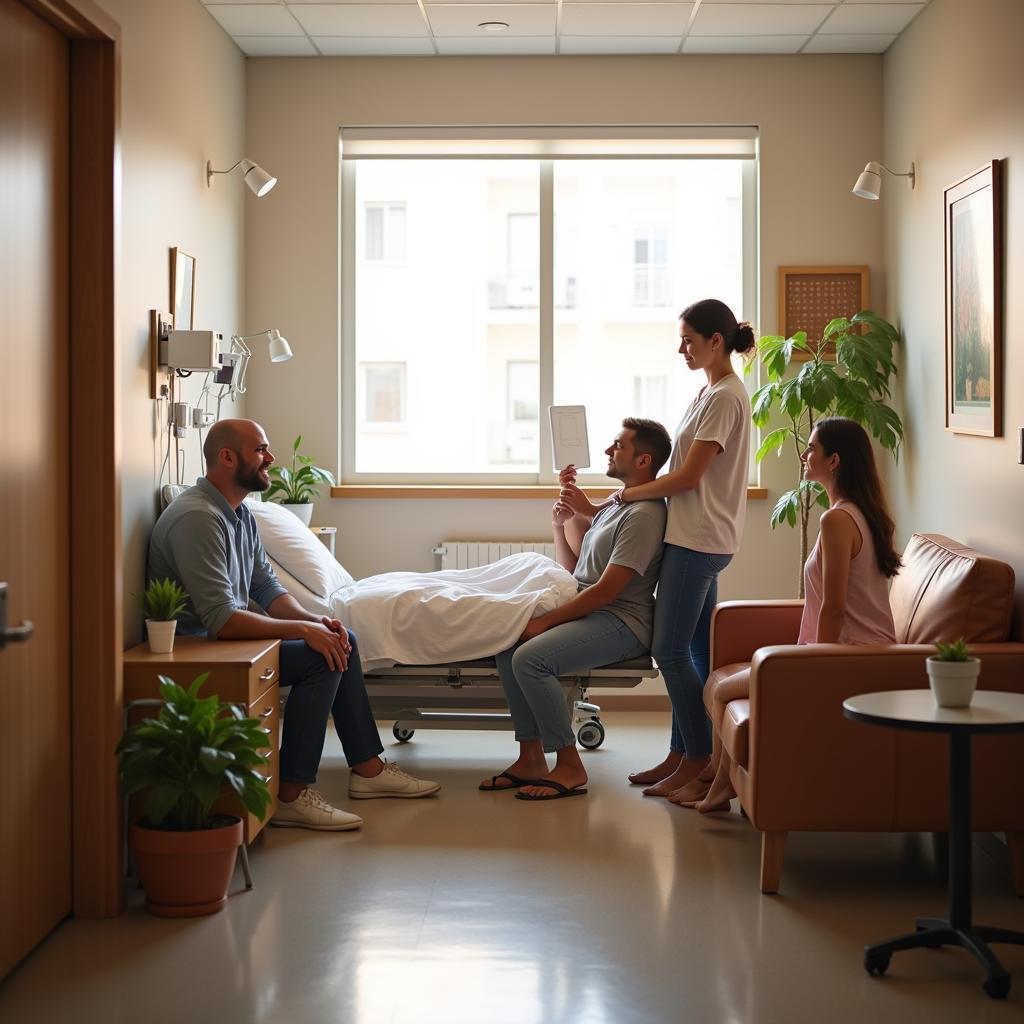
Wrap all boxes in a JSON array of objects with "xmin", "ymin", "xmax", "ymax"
[{"xmin": 245, "ymin": 499, "xmax": 354, "ymax": 598}]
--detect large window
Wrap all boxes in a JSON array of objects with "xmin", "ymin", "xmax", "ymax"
[{"xmin": 342, "ymin": 127, "xmax": 757, "ymax": 483}]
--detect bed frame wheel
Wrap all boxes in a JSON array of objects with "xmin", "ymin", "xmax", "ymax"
[
  {"xmin": 577, "ymin": 719, "xmax": 605, "ymax": 750},
  {"xmin": 392, "ymin": 723, "xmax": 415, "ymax": 742}
]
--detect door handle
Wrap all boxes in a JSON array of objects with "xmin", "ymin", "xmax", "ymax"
[{"xmin": 0, "ymin": 582, "xmax": 34, "ymax": 650}]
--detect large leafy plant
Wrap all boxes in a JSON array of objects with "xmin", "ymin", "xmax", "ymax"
[
  {"xmin": 117, "ymin": 674, "xmax": 271, "ymax": 831},
  {"xmin": 264, "ymin": 434, "xmax": 335, "ymax": 505},
  {"xmin": 747, "ymin": 310, "xmax": 904, "ymax": 595}
]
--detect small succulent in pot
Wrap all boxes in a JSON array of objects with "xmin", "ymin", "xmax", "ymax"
[
  {"xmin": 926, "ymin": 637, "xmax": 979, "ymax": 708},
  {"xmin": 932, "ymin": 637, "xmax": 972, "ymax": 662},
  {"xmin": 141, "ymin": 577, "xmax": 189, "ymax": 622}
]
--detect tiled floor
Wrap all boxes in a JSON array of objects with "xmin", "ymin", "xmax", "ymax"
[{"xmin": 2, "ymin": 713, "xmax": 1022, "ymax": 1023}]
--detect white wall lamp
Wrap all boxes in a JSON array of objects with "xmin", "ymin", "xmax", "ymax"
[
  {"xmin": 226, "ymin": 329, "xmax": 293, "ymax": 398},
  {"xmin": 206, "ymin": 158, "xmax": 278, "ymax": 197},
  {"xmin": 852, "ymin": 161, "xmax": 916, "ymax": 200}
]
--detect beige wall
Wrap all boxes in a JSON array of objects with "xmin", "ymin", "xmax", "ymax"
[
  {"xmin": 96, "ymin": 0, "xmax": 246, "ymax": 645},
  {"xmin": 244, "ymin": 55, "xmax": 884, "ymax": 610},
  {"xmin": 883, "ymin": 0, "xmax": 1024, "ymax": 636}
]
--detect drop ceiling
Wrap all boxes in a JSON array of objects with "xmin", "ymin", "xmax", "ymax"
[{"xmin": 200, "ymin": 0, "xmax": 931, "ymax": 57}]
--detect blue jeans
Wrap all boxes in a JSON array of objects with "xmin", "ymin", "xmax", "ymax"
[
  {"xmin": 497, "ymin": 611, "xmax": 648, "ymax": 753},
  {"xmin": 651, "ymin": 544, "xmax": 733, "ymax": 759},
  {"xmin": 278, "ymin": 632, "xmax": 384, "ymax": 785}
]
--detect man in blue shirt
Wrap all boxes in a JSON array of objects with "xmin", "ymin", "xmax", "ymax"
[{"xmin": 149, "ymin": 419, "xmax": 439, "ymax": 830}]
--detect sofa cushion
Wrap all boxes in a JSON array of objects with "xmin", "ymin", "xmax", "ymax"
[
  {"xmin": 889, "ymin": 533, "xmax": 1014, "ymax": 644},
  {"xmin": 720, "ymin": 699, "xmax": 750, "ymax": 769}
]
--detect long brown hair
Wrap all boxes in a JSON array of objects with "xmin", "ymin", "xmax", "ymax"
[{"xmin": 814, "ymin": 417, "xmax": 901, "ymax": 577}]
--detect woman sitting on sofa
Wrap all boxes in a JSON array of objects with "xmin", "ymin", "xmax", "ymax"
[{"xmin": 674, "ymin": 416, "xmax": 902, "ymax": 812}]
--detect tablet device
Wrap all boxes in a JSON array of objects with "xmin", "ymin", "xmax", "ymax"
[{"xmin": 548, "ymin": 405, "xmax": 590, "ymax": 471}]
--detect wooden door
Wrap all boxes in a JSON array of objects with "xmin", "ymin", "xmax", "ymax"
[{"xmin": 0, "ymin": 0, "xmax": 72, "ymax": 978}]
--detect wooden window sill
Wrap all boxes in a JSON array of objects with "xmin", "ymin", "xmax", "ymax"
[{"xmin": 331, "ymin": 485, "xmax": 768, "ymax": 500}]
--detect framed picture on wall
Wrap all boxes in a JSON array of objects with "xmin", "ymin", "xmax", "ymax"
[
  {"xmin": 778, "ymin": 265, "xmax": 869, "ymax": 361},
  {"xmin": 944, "ymin": 160, "xmax": 1003, "ymax": 436},
  {"xmin": 170, "ymin": 247, "xmax": 196, "ymax": 330}
]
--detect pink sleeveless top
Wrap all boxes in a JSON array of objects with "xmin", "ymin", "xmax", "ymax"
[{"xmin": 798, "ymin": 500, "xmax": 896, "ymax": 645}]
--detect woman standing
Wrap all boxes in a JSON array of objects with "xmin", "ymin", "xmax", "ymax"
[
  {"xmin": 678, "ymin": 416, "xmax": 900, "ymax": 812},
  {"xmin": 615, "ymin": 299, "xmax": 754, "ymax": 798}
]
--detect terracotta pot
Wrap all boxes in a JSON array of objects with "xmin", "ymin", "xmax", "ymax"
[{"xmin": 131, "ymin": 816, "xmax": 243, "ymax": 917}]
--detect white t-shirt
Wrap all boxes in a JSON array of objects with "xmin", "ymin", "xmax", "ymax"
[{"xmin": 664, "ymin": 372, "xmax": 751, "ymax": 554}]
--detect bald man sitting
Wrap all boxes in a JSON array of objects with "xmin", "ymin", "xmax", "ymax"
[{"xmin": 148, "ymin": 419, "xmax": 439, "ymax": 831}]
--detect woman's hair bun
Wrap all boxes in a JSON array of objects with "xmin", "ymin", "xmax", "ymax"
[{"xmin": 731, "ymin": 321, "xmax": 756, "ymax": 355}]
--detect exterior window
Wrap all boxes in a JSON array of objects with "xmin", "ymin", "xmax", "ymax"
[
  {"xmin": 364, "ymin": 203, "xmax": 406, "ymax": 263},
  {"xmin": 343, "ymin": 144, "xmax": 754, "ymax": 482}
]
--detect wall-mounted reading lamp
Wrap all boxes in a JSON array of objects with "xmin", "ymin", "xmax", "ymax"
[
  {"xmin": 852, "ymin": 161, "xmax": 916, "ymax": 200},
  {"xmin": 226, "ymin": 329, "xmax": 293, "ymax": 397},
  {"xmin": 206, "ymin": 158, "xmax": 278, "ymax": 197}
]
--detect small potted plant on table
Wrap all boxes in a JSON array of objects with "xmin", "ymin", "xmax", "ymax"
[
  {"xmin": 142, "ymin": 578, "xmax": 189, "ymax": 653},
  {"xmin": 117, "ymin": 673, "xmax": 272, "ymax": 917},
  {"xmin": 926, "ymin": 637, "xmax": 980, "ymax": 708},
  {"xmin": 264, "ymin": 434, "xmax": 335, "ymax": 526}
]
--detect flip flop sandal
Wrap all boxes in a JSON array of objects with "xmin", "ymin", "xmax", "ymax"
[
  {"xmin": 478, "ymin": 770, "xmax": 531, "ymax": 792},
  {"xmin": 515, "ymin": 779, "xmax": 588, "ymax": 801}
]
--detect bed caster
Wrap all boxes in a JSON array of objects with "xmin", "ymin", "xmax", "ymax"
[
  {"xmin": 983, "ymin": 973, "xmax": 1011, "ymax": 1000},
  {"xmin": 392, "ymin": 723, "xmax": 415, "ymax": 743},
  {"xmin": 576, "ymin": 719, "xmax": 605, "ymax": 750},
  {"xmin": 863, "ymin": 949, "xmax": 890, "ymax": 977}
]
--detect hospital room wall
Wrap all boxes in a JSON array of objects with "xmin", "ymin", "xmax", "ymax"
[
  {"xmin": 95, "ymin": 0, "xmax": 247, "ymax": 645},
  {"xmin": 243, "ymin": 56, "xmax": 883, "ymax": 597}
]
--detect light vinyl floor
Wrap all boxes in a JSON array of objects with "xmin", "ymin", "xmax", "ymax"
[{"xmin": 1, "ymin": 713, "xmax": 1022, "ymax": 1023}]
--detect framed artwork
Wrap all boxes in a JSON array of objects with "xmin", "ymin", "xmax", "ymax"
[
  {"xmin": 778, "ymin": 265, "xmax": 869, "ymax": 361},
  {"xmin": 944, "ymin": 160, "xmax": 1003, "ymax": 436},
  {"xmin": 170, "ymin": 247, "xmax": 196, "ymax": 330}
]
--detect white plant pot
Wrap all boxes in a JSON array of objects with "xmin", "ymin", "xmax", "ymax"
[
  {"xmin": 280, "ymin": 503, "xmax": 314, "ymax": 527},
  {"xmin": 145, "ymin": 619, "xmax": 177, "ymax": 655},
  {"xmin": 926, "ymin": 656, "xmax": 980, "ymax": 708}
]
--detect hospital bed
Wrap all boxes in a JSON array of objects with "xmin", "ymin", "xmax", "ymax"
[{"xmin": 239, "ymin": 497, "xmax": 659, "ymax": 748}]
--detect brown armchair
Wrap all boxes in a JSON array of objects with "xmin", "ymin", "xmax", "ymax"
[{"xmin": 706, "ymin": 534, "xmax": 1024, "ymax": 894}]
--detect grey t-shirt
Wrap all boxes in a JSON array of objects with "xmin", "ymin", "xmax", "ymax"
[
  {"xmin": 573, "ymin": 499, "xmax": 666, "ymax": 648},
  {"xmin": 147, "ymin": 477, "xmax": 287, "ymax": 638}
]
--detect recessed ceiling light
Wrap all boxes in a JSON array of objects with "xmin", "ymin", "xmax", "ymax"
[{"xmin": 478, "ymin": 21, "xmax": 510, "ymax": 32}]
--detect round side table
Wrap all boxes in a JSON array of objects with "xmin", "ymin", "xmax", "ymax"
[{"xmin": 843, "ymin": 690, "xmax": 1024, "ymax": 1000}]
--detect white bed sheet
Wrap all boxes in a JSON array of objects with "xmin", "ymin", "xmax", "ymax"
[{"xmin": 269, "ymin": 552, "xmax": 579, "ymax": 671}]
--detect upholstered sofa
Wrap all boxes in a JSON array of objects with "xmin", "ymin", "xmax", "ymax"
[{"xmin": 706, "ymin": 533, "xmax": 1024, "ymax": 894}]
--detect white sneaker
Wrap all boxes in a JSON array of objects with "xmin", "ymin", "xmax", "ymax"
[
  {"xmin": 270, "ymin": 787, "xmax": 363, "ymax": 831},
  {"xmin": 348, "ymin": 761, "xmax": 441, "ymax": 800}
]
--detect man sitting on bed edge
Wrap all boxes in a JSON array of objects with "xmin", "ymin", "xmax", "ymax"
[
  {"xmin": 480, "ymin": 417, "xmax": 670, "ymax": 802},
  {"xmin": 148, "ymin": 418, "xmax": 440, "ymax": 833}
]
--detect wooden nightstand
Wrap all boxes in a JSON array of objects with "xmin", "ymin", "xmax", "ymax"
[{"xmin": 123, "ymin": 637, "xmax": 281, "ymax": 842}]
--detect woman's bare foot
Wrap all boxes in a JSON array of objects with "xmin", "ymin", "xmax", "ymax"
[
  {"xmin": 479, "ymin": 755, "xmax": 548, "ymax": 791},
  {"xmin": 519, "ymin": 763, "xmax": 588, "ymax": 799},
  {"xmin": 643, "ymin": 756, "xmax": 710, "ymax": 797},
  {"xmin": 694, "ymin": 774, "xmax": 736, "ymax": 813},
  {"xmin": 666, "ymin": 773, "xmax": 713, "ymax": 807},
  {"xmin": 627, "ymin": 752, "xmax": 683, "ymax": 786},
  {"xmin": 694, "ymin": 797, "xmax": 733, "ymax": 814}
]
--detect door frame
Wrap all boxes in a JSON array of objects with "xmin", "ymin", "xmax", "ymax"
[{"xmin": 21, "ymin": 0, "xmax": 123, "ymax": 918}]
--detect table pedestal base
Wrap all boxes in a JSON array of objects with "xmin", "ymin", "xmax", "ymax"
[{"xmin": 864, "ymin": 917, "xmax": 1024, "ymax": 999}]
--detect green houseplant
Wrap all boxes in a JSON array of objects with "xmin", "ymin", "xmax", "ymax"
[
  {"xmin": 264, "ymin": 434, "xmax": 335, "ymax": 526},
  {"xmin": 117, "ymin": 673, "xmax": 272, "ymax": 916},
  {"xmin": 747, "ymin": 310, "xmax": 905, "ymax": 595},
  {"xmin": 141, "ymin": 577, "xmax": 189, "ymax": 654},
  {"xmin": 927, "ymin": 637, "xmax": 980, "ymax": 708}
]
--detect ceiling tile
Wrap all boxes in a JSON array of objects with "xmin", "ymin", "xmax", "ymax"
[
  {"xmin": 560, "ymin": 35, "xmax": 681, "ymax": 52},
  {"xmin": 203, "ymin": 4, "xmax": 305, "ymax": 35},
  {"xmin": 290, "ymin": 4, "xmax": 427, "ymax": 35},
  {"xmin": 691, "ymin": 3, "xmax": 831, "ymax": 35},
  {"xmin": 233, "ymin": 35, "xmax": 319, "ymax": 54},
  {"xmin": 426, "ymin": 5, "xmax": 557, "ymax": 36},
  {"xmin": 314, "ymin": 35, "xmax": 437, "ymax": 54},
  {"xmin": 434, "ymin": 35, "xmax": 557, "ymax": 52},
  {"xmin": 561, "ymin": 4, "xmax": 692, "ymax": 36},
  {"xmin": 683, "ymin": 34, "xmax": 805, "ymax": 53},
  {"xmin": 803, "ymin": 32, "xmax": 896, "ymax": 52},
  {"xmin": 201, "ymin": 0, "xmax": 280, "ymax": 5},
  {"xmin": 819, "ymin": 3, "xmax": 924, "ymax": 34}
]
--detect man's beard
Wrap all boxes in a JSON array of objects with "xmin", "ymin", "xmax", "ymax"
[{"xmin": 235, "ymin": 462, "xmax": 269, "ymax": 492}]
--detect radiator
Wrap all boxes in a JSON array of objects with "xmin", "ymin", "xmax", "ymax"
[{"xmin": 432, "ymin": 540, "xmax": 556, "ymax": 570}]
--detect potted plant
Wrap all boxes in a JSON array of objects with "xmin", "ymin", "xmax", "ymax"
[
  {"xmin": 117, "ymin": 673, "xmax": 272, "ymax": 917},
  {"xmin": 142, "ymin": 577, "xmax": 189, "ymax": 653},
  {"xmin": 926, "ymin": 637, "xmax": 980, "ymax": 708},
  {"xmin": 747, "ymin": 311, "xmax": 905, "ymax": 596},
  {"xmin": 264, "ymin": 434, "xmax": 335, "ymax": 526}
]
